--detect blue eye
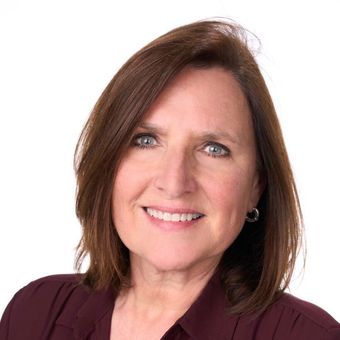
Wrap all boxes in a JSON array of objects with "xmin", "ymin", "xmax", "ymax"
[
  {"xmin": 133, "ymin": 134, "xmax": 157, "ymax": 148},
  {"xmin": 204, "ymin": 142, "xmax": 230, "ymax": 158}
]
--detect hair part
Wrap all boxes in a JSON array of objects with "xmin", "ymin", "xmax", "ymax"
[{"xmin": 74, "ymin": 18, "xmax": 303, "ymax": 315}]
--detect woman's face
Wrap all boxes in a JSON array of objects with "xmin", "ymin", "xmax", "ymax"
[{"xmin": 112, "ymin": 67, "xmax": 262, "ymax": 273}]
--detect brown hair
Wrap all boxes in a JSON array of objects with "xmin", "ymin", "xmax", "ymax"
[{"xmin": 74, "ymin": 19, "xmax": 303, "ymax": 314}]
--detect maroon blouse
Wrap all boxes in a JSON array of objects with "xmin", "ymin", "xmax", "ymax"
[{"xmin": 1, "ymin": 271, "xmax": 339, "ymax": 339}]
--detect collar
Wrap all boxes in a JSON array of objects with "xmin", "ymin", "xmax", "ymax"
[
  {"xmin": 173, "ymin": 269, "xmax": 240, "ymax": 340},
  {"xmin": 56, "ymin": 270, "xmax": 240, "ymax": 340},
  {"xmin": 56, "ymin": 284, "xmax": 115, "ymax": 339}
]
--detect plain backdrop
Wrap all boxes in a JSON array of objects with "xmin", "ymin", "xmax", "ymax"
[{"xmin": 0, "ymin": 0, "xmax": 339, "ymax": 321}]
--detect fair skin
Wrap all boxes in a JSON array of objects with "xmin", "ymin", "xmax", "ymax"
[{"xmin": 110, "ymin": 66, "xmax": 262, "ymax": 339}]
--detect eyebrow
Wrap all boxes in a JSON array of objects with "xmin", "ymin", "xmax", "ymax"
[{"xmin": 137, "ymin": 122, "xmax": 241, "ymax": 145}]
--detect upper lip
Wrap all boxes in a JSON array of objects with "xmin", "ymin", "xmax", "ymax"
[{"xmin": 144, "ymin": 206, "xmax": 205, "ymax": 215}]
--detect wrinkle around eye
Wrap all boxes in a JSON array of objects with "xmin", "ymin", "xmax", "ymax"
[
  {"xmin": 202, "ymin": 142, "xmax": 231, "ymax": 158},
  {"xmin": 132, "ymin": 133, "xmax": 158, "ymax": 149}
]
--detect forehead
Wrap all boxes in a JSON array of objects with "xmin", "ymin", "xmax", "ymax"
[{"xmin": 140, "ymin": 66, "xmax": 254, "ymax": 143}]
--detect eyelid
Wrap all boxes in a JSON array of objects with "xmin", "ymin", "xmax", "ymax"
[
  {"xmin": 133, "ymin": 130, "xmax": 157, "ymax": 138},
  {"xmin": 131, "ymin": 132, "xmax": 230, "ymax": 157},
  {"xmin": 134, "ymin": 132, "xmax": 157, "ymax": 139},
  {"xmin": 132, "ymin": 132, "xmax": 159, "ymax": 147},
  {"xmin": 203, "ymin": 141, "xmax": 231, "ymax": 157}
]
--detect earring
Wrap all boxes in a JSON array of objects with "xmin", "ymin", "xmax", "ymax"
[{"xmin": 246, "ymin": 207, "xmax": 259, "ymax": 223}]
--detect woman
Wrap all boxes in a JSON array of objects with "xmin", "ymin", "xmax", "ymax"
[{"xmin": 1, "ymin": 19, "xmax": 339, "ymax": 340}]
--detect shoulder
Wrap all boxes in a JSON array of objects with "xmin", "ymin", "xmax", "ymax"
[
  {"xmin": 257, "ymin": 292, "xmax": 340, "ymax": 340},
  {"xmin": 277, "ymin": 293, "xmax": 339, "ymax": 328},
  {"xmin": 6, "ymin": 273, "xmax": 89, "ymax": 314},
  {"xmin": 0, "ymin": 274, "xmax": 92, "ymax": 339},
  {"xmin": 13, "ymin": 273, "xmax": 82, "ymax": 293}
]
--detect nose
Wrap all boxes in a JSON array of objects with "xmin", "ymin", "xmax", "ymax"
[{"xmin": 154, "ymin": 148, "xmax": 197, "ymax": 199}]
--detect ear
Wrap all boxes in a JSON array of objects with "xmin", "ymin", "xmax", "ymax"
[{"xmin": 248, "ymin": 170, "xmax": 265, "ymax": 211}]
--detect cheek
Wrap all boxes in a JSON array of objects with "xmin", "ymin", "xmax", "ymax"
[
  {"xmin": 203, "ymin": 175, "xmax": 253, "ymax": 252},
  {"xmin": 111, "ymin": 164, "xmax": 139, "ymax": 251},
  {"xmin": 204, "ymin": 170, "xmax": 255, "ymax": 235},
  {"xmin": 113, "ymin": 159, "xmax": 147, "ymax": 206},
  {"xmin": 208, "ymin": 173, "xmax": 251, "ymax": 210},
  {"xmin": 111, "ymin": 157, "xmax": 153, "ymax": 245},
  {"xmin": 112, "ymin": 163, "xmax": 136, "ymax": 224}
]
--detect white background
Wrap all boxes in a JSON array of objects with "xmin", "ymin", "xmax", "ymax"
[{"xmin": 0, "ymin": 0, "xmax": 339, "ymax": 321}]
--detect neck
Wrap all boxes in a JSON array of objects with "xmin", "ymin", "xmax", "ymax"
[{"xmin": 116, "ymin": 256, "xmax": 220, "ymax": 317}]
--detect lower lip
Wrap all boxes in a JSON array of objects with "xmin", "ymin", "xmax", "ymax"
[{"xmin": 143, "ymin": 209, "xmax": 203, "ymax": 231}]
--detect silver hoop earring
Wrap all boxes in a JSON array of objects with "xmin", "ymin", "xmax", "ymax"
[{"xmin": 246, "ymin": 207, "xmax": 259, "ymax": 223}]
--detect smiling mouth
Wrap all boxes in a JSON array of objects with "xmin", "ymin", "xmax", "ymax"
[{"xmin": 143, "ymin": 207, "xmax": 204, "ymax": 222}]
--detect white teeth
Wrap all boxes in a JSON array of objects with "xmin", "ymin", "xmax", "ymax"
[
  {"xmin": 180, "ymin": 214, "xmax": 187, "ymax": 222},
  {"xmin": 163, "ymin": 212, "xmax": 171, "ymax": 221},
  {"xmin": 146, "ymin": 208, "xmax": 203, "ymax": 222},
  {"xmin": 171, "ymin": 213, "xmax": 180, "ymax": 222}
]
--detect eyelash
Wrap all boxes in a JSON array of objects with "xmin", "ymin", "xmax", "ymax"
[
  {"xmin": 131, "ymin": 133, "xmax": 231, "ymax": 158},
  {"xmin": 203, "ymin": 142, "xmax": 230, "ymax": 158},
  {"xmin": 132, "ymin": 133, "xmax": 158, "ymax": 149}
]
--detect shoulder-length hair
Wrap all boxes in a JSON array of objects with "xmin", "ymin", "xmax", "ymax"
[{"xmin": 74, "ymin": 19, "xmax": 303, "ymax": 315}]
